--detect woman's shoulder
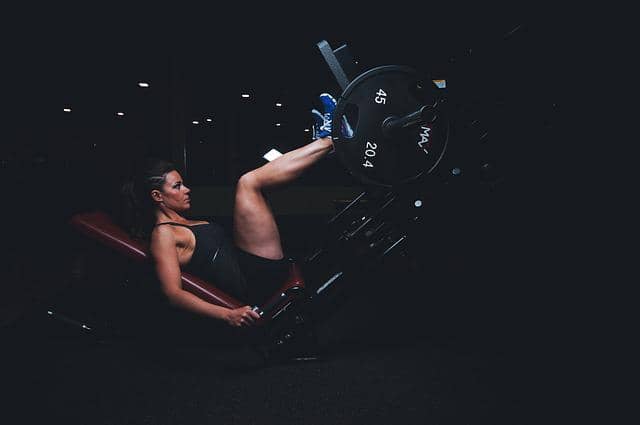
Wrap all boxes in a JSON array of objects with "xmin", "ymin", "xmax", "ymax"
[
  {"xmin": 150, "ymin": 224, "xmax": 177, "ymax": 242},
  {"xmin": 149, "ymin": 225, "xmax": 178, "ymax": 259}
]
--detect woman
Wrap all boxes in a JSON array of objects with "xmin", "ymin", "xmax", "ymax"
[{"xmin": 121, "ymin": 94, "xmax": 341, "ymax": 328}]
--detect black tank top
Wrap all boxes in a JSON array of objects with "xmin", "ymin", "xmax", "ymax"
[{"xmin": 154, "ymin": 222, "xmax": 248, "ymax": 301}]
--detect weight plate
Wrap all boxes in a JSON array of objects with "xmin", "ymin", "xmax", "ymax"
[{"xmin": 333, "ymin": 65, "xmax": 449, "ymax": 187}]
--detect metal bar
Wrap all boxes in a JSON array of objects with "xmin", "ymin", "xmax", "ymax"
[
  {"xmin": 47, "ymin": 310, "xmax": 92, "ymax": 331},
  {"xmin": 333, "ymin": 44, "xmax": 358, "ymax": 82},
  {"xmin": 327, "ymin": 191, "xmax": 368, "ymax": 224},
  {"xmin": 381, "ymin": 235, "xmax": 407, "ymax": 257},
  {"xmin": 316, "ymin": 271, "xmax": 344, "ymax": 295},
  {"xmin": 317, "ymin": 40, "xmax": 351, "ymax": 91}
]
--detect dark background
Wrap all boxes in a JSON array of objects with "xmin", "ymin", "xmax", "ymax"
[{"xmin": 1, "ymin": 5, "xmax": 573, "ymax": 423}]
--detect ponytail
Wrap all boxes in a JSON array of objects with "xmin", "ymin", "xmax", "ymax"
[{"xmin": 119, "ymin": 179, "xmax": 145, "ymax": 239}]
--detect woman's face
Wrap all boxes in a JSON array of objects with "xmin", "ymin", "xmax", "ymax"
[{"xmin": 152, "ymin": 170, "xmax": 191, "ymax": 212}]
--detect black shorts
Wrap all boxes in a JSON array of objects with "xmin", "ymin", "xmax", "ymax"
[{"xmin": 235, "ymin": 248, "xmax": 290, "ymax": 306}]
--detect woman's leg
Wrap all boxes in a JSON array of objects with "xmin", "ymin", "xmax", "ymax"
[{"xmin": 233, "ymin": 137, "xmax": 333, "ymax": 259}]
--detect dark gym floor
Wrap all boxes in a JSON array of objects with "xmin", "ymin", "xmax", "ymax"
[{"xmin": 4, "ymin": 331, "xmax": 524, "ymax": 425}]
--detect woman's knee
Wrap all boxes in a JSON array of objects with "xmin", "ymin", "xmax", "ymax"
[
  {"xmin": 237, "ymin": 170, "xmax": 261, "ymax": 192},
  {"xmin": 235, "ymin": 171, "xmax": 267, "ymax": 209}
]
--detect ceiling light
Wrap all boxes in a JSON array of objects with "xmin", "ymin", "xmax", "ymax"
[
  {"xmin": 138, "ymin": 82, "xmax": 150, "ymax": 88},
  {"xmin": 304, "ymin": 128, "xmax": 310, "ymax": 132},
  {"xmin": 275, "ymin": 123, "xmax": 281, "ymax": 127},
  {"xmin": 63, "ymin": 108, "xmax": 72, "ymax": 113},
  {"xmin": 205, "ymin": 118, "xmax": 213, "ymax": 122},
  {"xmin": 116, "ymin": 112, "xmax": 125, "ymax": 116},
  {"xmin": 241, "ymin": 94, "xmax": 250, "ymax": 98},
  {"xmin": 192, "ymin": 120, "xmax": 200, "ymax": 125},
  {"xmin": 275, "ymin": 102, "xmax": 282, "ymax": 107}
]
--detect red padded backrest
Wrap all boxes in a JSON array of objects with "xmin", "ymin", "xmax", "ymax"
[
  {"xmin": 70, "ymin": 211, "xmax": 243, "ymax": 309},
  {"xmin": 70, "ymin": 211, "xmax": 149, "ymax": 262}
]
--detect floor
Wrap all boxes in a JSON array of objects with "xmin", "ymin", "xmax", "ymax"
[{"xmin": 3, "ymin": 311, "xmax": 525, "ymax": 425}]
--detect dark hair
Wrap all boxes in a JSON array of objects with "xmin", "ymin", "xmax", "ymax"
[{"xmin": 120, "ymin": 158, "xmax": 177, "ymax": 240}]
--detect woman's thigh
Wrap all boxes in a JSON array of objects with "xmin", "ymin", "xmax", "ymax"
[{"xmin": 232, "ymin": 171, "xmax": 284, "ymax": 260}]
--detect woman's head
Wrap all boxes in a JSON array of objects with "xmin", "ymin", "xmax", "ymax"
[
  {"xmin": 120, "ymin": 158, "xmax": 190, "ymax": 238},
  {"xmin": 150, "ymin": 168, "xmax": 191, "ymax": 212}
]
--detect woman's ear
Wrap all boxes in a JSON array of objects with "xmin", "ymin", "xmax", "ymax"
[{"xmin": 151, "ymin": 190, "xmax": 163, "ymax": 203}]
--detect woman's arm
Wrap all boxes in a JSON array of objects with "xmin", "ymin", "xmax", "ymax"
[{"xmin": 150, "ymin": 226, "xmax": 260, "ymax": 327}]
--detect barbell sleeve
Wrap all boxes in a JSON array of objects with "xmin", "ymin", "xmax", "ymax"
[{"xmin": 382, "ymin": 105, "xmax": 437, "ymax": 135}]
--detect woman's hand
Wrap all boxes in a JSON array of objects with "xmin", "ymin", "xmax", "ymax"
[{"xmin": 225, "ymin": 306, "xmax": 261, "ymax": 328}]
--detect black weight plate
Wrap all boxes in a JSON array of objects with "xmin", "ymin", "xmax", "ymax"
[{"xmin": 333, "ymin": 65, "xmax": 449, "ymax": 187}]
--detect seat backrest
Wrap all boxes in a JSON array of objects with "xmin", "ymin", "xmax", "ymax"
[
  {"xmin": 70, "ymin": 211, "xmax": 243, "ymax": 309},
  {"xmin": 70, "ymin": 211, "xmax": 149, "ymax": 262}
]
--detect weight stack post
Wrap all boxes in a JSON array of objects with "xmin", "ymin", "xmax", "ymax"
[{"xmin": 316, "ymin": 40, "xmax": 359, "ymax": 91}]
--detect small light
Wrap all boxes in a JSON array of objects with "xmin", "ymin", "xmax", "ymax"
[
  {"xmin": 275, "ymin": 123, "xmax": 281, "ymax": 127},
  {"xmin": 192, "ymin": 120, "xmax": 200, "ymax": 125},
  {"xmin": 275, "ymin": 102, "xmax": 282, "ymax": 107},
  {"xmin": 47, "ymin": 311, "xmax": 53, "ymax": 315},
  {"xmin": 451, "ymin": 167, "xmax": 462, "ymax": 176},
  {"xmin": 414, "ymin": 200, "xmax": 423, "ymax": 208},
  {"xmin": 241, "ymin": 94, "xmax": 250, "ymax": 98},
  {"xmin": 116, "ymin": 112, "xmax": 125, "ymax": 116},
  {"xmin": 63, "ymin": 108, "xmax": 72, "ymax": 113},
  {"xmin": 205, "ymin": 118, "xmax": 213, "ymax": 122},
  {"xmin": 138, "ymin": 82, "xmax": 150, "ymax": 88}
]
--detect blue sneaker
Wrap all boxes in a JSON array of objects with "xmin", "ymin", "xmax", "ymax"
[
  {"xmin": 311, "ymin": 93, "xmax": 336, "ymax": 139},
  {"xmin": 311, "ymin": 93, "xmax": 354, "ymax": 140}
]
